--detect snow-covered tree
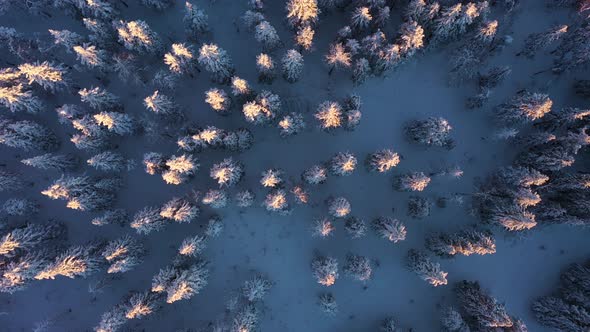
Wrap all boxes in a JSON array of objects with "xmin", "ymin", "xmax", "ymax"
[
  {"xmin": 0, "ymin": 251, "xmax": 47, "ymax": 293},
  {"xmin": 406, "ymin": 249, "xmax": 448, "ymax": 287},
  {"xmin": 312, "ymin": 217, "xmax": 335, "ymax": 237},
  {"xmin": 35, "ymin": 244, "xmax": 102, "ymax": 280},
  {"xmin": 152, "ymin": 261, "xmax": 209, "ymax": 304},
  {"xmin": 103, "ymin": 236, "xmax": 144, "ymax": 274},
  {"xmin": 366, "ymin": 149, "xmax": 400, "ymax": 173},
  {"xmin": 179, "ymin": 234, "xmax": 207, "ymax": 257},
  {"xmin": 315, "ymin": 101, "xmax": 343, "ymax": 130},
  {"xmin": 48, "ymin": 29, "xmax": 83, "ymax": 53},
  {"xmin": 329, "ymin": 152, "xmax": 357, "ymax": 176},
  {"xmin": 91, "ymin": 209, "xmax": 128, "ymax": 226},
  {"xmin": 184, "ymin": 1, "xmax": 209, "ymax": 37},
  {"xmin": 242, "ymin": 275, "xmax": 272, "ymax": 302},
  {"xmin": 83, "ymin": 18, "xmax": 115, "ymax": 48},
  {"xmin": 0, "ymin": 118, "xmax": 58, "ymax": 151},
  {"xmin": 495, "ymin": 91, "xmax": 553, "ymax": 124},
  {"xmin": 115, "ymin": 20, "xmax": 162, "ymax": 54},
  {"xmin": 205, "ymin": 88, "xmax": 231, "ymax": 115},
  {"xmin": 162, "ymin": 154, "xmax": 199, "ymax": 185},
  {"xmin": 123, "ymin": 291, "xmax": 160, "ymax": 320},
  {"xmin": 263, "ymin": 189, "xmax": 290, "ymax": 215},
  {"xmin": 235, "ymin": 190, "xmax": 255, "ymax": 208},
  {"xmin": 0, "ymin": 84, "xmax": 43, "ymax": 114},
  {"xmin": 140, "ymin": 0, "xmax": 173, "ymax": 10},
  {"xmin": 80, "ymin": 0, "xmax": 118, "ymax": 19},
  {"xmin": 302, "ymin": 164, "xmax": 327, "ymax": 185},
  {"xmin": 519, "ymin": 24, "xmax": 568, "ymax": 58},
  {"xmin": 242, "ymin": 90, "xmax": 281, "ymax": 125},
  {"xmin": 398, "ymin": 20, "xmax": 425, "ymax": 57},
  {"xmin": 73, "ymin": 44, "xmax": 109, "ymax": 70},
  {"xmin": 210, "ymin": 158, "xmax": 244, "ymax": 187},
  {"xmin": 80, "ymin": 86, "xmax": 120, "ymax": 111},
  {"xmin": 344, "ymin": 254, "xmax": 372, "ymax": 281},
  {"xmin": 205, "ymin": 215, "xmax": 223, "ymax": 238},
  {"xmin": 395, "ymin": 172, "xmax": 431, "ymax": 192},
  {"xmin": 278, "ymin": 112, "xmax": 306, "ymax": 137},
  {"xmin": 94, "ymin": 112, "xmax": 134, "ymax": 136},
  {"xmin": 286, "ymin": 0, "xmax": 319, "ymax": 27},
  {"xmin": 130, "ymin": 206, "xmax": 166, "ymax": 235},
  {"xmin": 372, "ymin": 217, "xmax": 407, "ymax": 243},
  {"xmin": 160, "ymin": 197, "xmax": 199, "ymax": 223},
  {"xmin": 405, "ymin": 117, "xmax": 453, "ymax": 148},
  {"xmin": 144, "ymin": 90, "xmax": 180, "ymax": 118},
  {"xmin": 2, "ymin": 198, "xmax": 38, "ymax": 216},
  {"xmin": 295, "ymin": 25, "xmax": 315, "ymax": 51},
  {"xmin": 345, "ymin": 216, "xmax": 367, "ymax": 239},
  {"xmin": 351, "ymin": 6, "xmax": 372, "ymax": 31},
  {"xmin": 0, "ymin": 170, "xmax": 23, "ymax": 192},
  {"xmin": 94, "ymin": 305, "xmax": 127, "ymax": 332},
  {"xmin": 21, "ymin": 153, "xmax": 77, "ymax": 171},
  {"xmin": 18, "ymin": 61, "xmax": 68, "ymax": 92},
  {"xmin": 202, "ymin": 189, "xmax": 228, "ymax": 208},
  {"xmin": 87, "ymin": 151, "xmax": 134, "ymax": 172},
  {"xmin": 164, "ymin": 43, "xmax": 196, "ymax": 75},
  {"xmin": 242, "ymin": 10, "xmax": 265, "ymax": 31},
  {"xmin": 476, "ymin": 19, "xmax": 498, "ymax": 44},
  {"xmin": 455, "ymin": 280, "xmax": 513, "ymax": 328},
  {"xmin": 440, "ymin": 307, "xmax": 470, "ymax": 332},
  {"xmin": 426, "ymin": 229, "xmax": 496, "ymax": 257},
  {"xmin": 327, "ymin": 196, "xmax": 350, "ymax": 218},
  {"xmin": 353, "ymin": 58, "xmax": 371, "ymax": 85},
  {"xmin": 408, "ymin": 196, "xmax": 431, "ymax": 219},
  {"xmin": 256, "ymin": 53, "xmax": 276, "ymax": 83},
  {"xmin": 0, "ymin": 223, "xmax": 63, "ymax": 257},
  {"xmin": 311, "ymin": 255, "xmax": 338, "ymax": 286},
  {"xmin": 198, "ymin": 43, "xmax": 234, "ymax": 83},
  {"xmin": 325, "ymin": 43, "xmax": 352, "ymax": 74},
  {"xmin": 282, "ymin": 49, "xmax": 304, "ymax": 83},
  {"xmin": 260, "ymin": 168, "xmax": 283, "ymax": 188},
  {"xmin": 255, "ymin": 21, "xmax": 281, "ymax": 51},
  {"xmin": 318, "ymin": 293, "xmax": 338, "ymax": 316}
]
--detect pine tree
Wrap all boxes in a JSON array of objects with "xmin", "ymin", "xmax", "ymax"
[
  {"xmin": 0, "ymin": 223, "xmax": 63, "ymax": 257},
  {"xmin": 18, "ymin": 61, "xmax": 68, "ymax": 92},
  {"xmin": 394, "ymin": 172, "xmax": 431, "ymax": 192},
  {"xmin": 282, "ymin": 49, "xmax": 304, "ymax": 83},
  {"xmin": 73, "ymin": 43, "xmax": 109, "ymax": 70},
  {"xmin": 278, "ymin": 112, "xmax": 306, "ymax": 137},
  {"xmin": 230, "ymin": 76, "xmax": 253, "ymax": 98},
  {"xmin": 263, "ymin": 189, "xmax": 290, "ymax": 215},
  {"xmin": 475, "ymin": 20, "xmax": 498, "ymax": 44},
  {"xmin": 235, "ymin": 190, "xmax": 255, "ymax": 208},
  {"xmin": 179, "ymin": 234, "xmax": 207, "ymax": 257},
  {"xmin": 202, "ymin": 189, "xmax": 228, "ymax": 208},
  {"xmin": 115, "ymin": 20, "xmax": 162, "ymax": 54},
  {"xmin": 162, "ymin": 154, "xmax": 199, "ymax": 185},
  {"xmin": 440, "ymin": 307, "xmax": 470, "ymax": 332},
  {"xmin": 351, "ymin": 6, "xmax": 372, "ymax": 31},
  {"xmin": 91, "ymin": 209, "xmax": 129, "ymax": 226},
  {"xmin": 372, "ymin": 217, "xmax": 407, "ymax": 243},
  {"xmin": 2, "ymin": 198, "xmax": 39, "ymax": 216},
  {"xmin": 0, "ymin": 251, "xmax": 48, "ymax": 293},
  {"xmin": 21, "ymin": 153, "xmax": 78, "ymax": 171},
  {"xmin": 327, "ymin": 196, "xmax": 350, "ymax": 218},
  {"xmin": 345, "ymin": 216, "xmax": 367, "ymax": 239},
  {"xmin": 0, "ymin": 118, "xmax": 59, "ymax": 151},
  {"xmin": 80, "ymin": 87, "xmax": 120, "ymax": 111},
  {"xmin": 82, "ymin": 18, "xmax": 115, "ymax": 49},
  {"xmin": 408, "ymin": 196, "xmax": 432, "ymax": 219},
  {"xmin": 94, "ymin": 305, "xmax": 127, "ymax": 332},
  {"xmin": 286, "ymin": 0, "xmax": 319, "ymax": 27},
  {"xmin": 35, "ymin": 244, "xmax": 103, "ymax": 280},
  {"xmin": 159, "ymin": 197, "xmax": 200, "ymax": 223},
  {"xmin": 495, "ymin": 91, "xmax": 553, "ymax": 124},
  {"xmin": 184, "ymin": 1, "xmax": 209, "ymax": 37},
  {"xmin": 405, "ymin": 117, "xmax": 453, "ymax": 148},
  {"xmin": 80, "ymin": 0, "xmax": 118, "ymax": 19},
  {"xmin": 316, "ymin": 293, "xmax": 337, "ymax": 316},
  {"xmin": 103, "ymin": 236, "xmax": 144, "ymax": 274},
  {"xmin": 205, "ymin": 88, "xmax": 232, "ymax": 115},
  {"xmin": 210, "ymin": 158, "xmax": 244, "ymax": 187},
  {"xmin": 157, "ymin": 261, "xmax": 209, "ymax": 304},
  {"xmin": 130, "ymin": 206, "xmax": 166, "ymax": 235},
  {"xmin": 366, "ymin": 149, "xmax": 401, "ymax": 173},
  {"xmin": 312, "ymin": 217, "xmax": 335, "ymax": 237},
  {"xmin": 94, "ymin": 112, "xmax": 135, "ymax": 136},
  {"xmin": 352, "ymin": 57, "xmax": 371, "ymax": 85},
  {"xmin": 325, "ymin": 43, "xmax": 352, "ymax": 74},
  {"xmin": 123, "ymin": 291, "xmax": 160, "ymax": 320},
  {"xmin": 255, "ymin": 21, "xmax": 281, "ymax": 51},
  {"xmin": 519, "ymin": 24, "xmax": 568, "ymax": 58},
  {"xmin": 87, "ymin": 151, "xmax": 134, "ymax": 172},
  {"xmin": 260, "ymin": 168, "xmax": 283, "ymax": 188},
  {"xmin": 295, "ymin": 25, "xmax": 315, "ymax": 51},
  {"xmin": 242, "ymin": 10, "xmax": 265, "ymax": 31},
  {"xmin": 398, "ymin": 21, "xmax": 425, "ymax": 57},
  {"xmin": 242, "ymin": 90, "xmax": 281, "ymax": 125},
  {"xmin": 256, "ymin": 53, "xmax": 276, "ymax": 83},
  {"xmin": 344, "ymin": 254, "xmax": 372, "ymax": 281},
  {"xmin": 426, "ymin": 229, "xmax": 496, "ymax": 257},
  {"xmin": 0, "ymin": 84, "xmax": 43, "ymax": 113},
  {"xmin": 455, "ymin": 280, "xmax": 513, "ymax": 328},
  {"xmin": 479, "ymin": 65, "xmax": 511, "ymax": 90},
  {"xmin": 329, "ymin": 152, "xmax": 357, "ymax": 176},
  {"xmin": 406, "ymin": 249, "xmax": 448, "ymax": 287},
  {"xmin": 198, "ymin": 43, "xmax": 234, "ymax": 83},
  {"xmin": 315, "ymin": 101, "xmax": 343, "ymax": 131},
  {"xmin": 164, "ymin": 43, "xmax": 196, "ymax": 75},
  {"xmin": 311, "ymin": 255, "xmax": 338, "ymax": 286},
  {"xmin": 232, "ymin": 303, "xmax": 260, "ymax": 332},
  {"xmin": 144, "ymin": 90, "xmax": 181, "ymax": 118},
  {"xmin": 302, "ymin": 164, "xmax": 328, "ymax": 185},
  {"xmin": 48, "ymin": 29, "xmax": 84, "ymax": 53},
  {"xmin": 242, "ymin": 275, "xmax": 272, "ymax": 302},
  {"xmin": 0, "ymin": 170, "xmax": 24, "ymax": 192}
]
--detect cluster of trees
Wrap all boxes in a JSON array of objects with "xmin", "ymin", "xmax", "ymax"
[
  {"xmin": 532, "ymin": 259, "xmax": 590, "ymax": 332},
  {"xmin": 130, "ymin": 196, "xmax": 200, "ymax": 235},
  {"xmin": 41, "ymin": 175, "xmax": 121, "ymax": 212},
  {"xmin": 0, "ymin": 222, "xmax": 146, "ymax": 294},
  {"xmin": 142, "ymin": 152, "xmax": 199, "ymax": 185}
]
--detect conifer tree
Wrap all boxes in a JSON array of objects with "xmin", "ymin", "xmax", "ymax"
[
  {"xmin": 282, "ymin": 49, "xmax": 304, "ymax": 83},
  {"xmin": 372, "ymin": 217, "xmax": 407, "ymax": 243},
  {"xmin": 345, "ymin": 216, "xmax": 367, "ymax": 239},
  {"xmin": 130, "ymin": 206, "xmax": 166, "ymax": 235},
  {"xmin": 103, "ymin": 236, "xmax": 144, "ymax": 274},
  {"xmin": 115, "ymin": 20, "xmax": 162, "ymax": 54},
  {"xmin": 198, "ymin": 43, "xmax": 234, "ymax": 83},
  {"xmin": 455, "ymin": 280, "xmax": 513, "ymax": 328},
  {"xmin": 0, "ymin": 118, "xmax": 59, "ymax": 151},
  {"xmin": 405, "ymin": 117, "xmax": 454, "ymax": 148},
  {"xmin": 210, "ymin": 158, "xmax": 244, "ymax": 187},
  {"xmin": 406, "ymin": 249, "xmax": 448, "ymax": 287},
  {"xmin": 21, "ymin": 153, "xmax": 78, "ymax": 171},
  {"xmin": 256, "ymin": 53, "xmax": 276, "ymax": 83},
  {"xmin": 311, "ymin": 255, "xmax": 338, "ymax": 286},
  {"xmin": 205, "ymin": 88, "xmax": 232, "ymax": 115},
  {"xmin": 366, "ymin": 149, "xmax": 401, "ymax": 173},
  {"xmin": 263, "ymin": 189, "xmax": 290, "ymax": 215},
  {"xmin": 329, "ymin": 152, "xmax": 357, "ymax": 176},
  {"xmin": 164, "ymin": 43, "xmax": 196, "ymax": 75},
  {"xmin": 426, "ymin": 229, "xmax": 496, "ymax": 257},
  {"xmin": 344, "ymin": 254, "xmax": 372, "ymax": 281},
  {"xmin": 255, "ymin": 21, "xmax": 281, "ymax": 51},
  {"xmin": 394, "ymin": 172, "xmax": 431, "ymax": 192},
  {"xmin": 184, "ymin": 1, "xmax": 209, "ymax": 38},
  {"xmin": 0, "ymin": 84, "xmax": 43, "ymax": 114}
]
